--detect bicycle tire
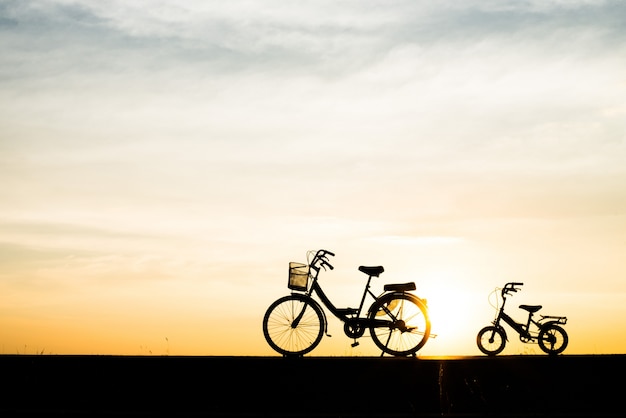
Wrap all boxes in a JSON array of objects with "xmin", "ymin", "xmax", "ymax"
[
  {"xmin": 476, "ymin": 326, "xmax": 506, "ymax": 356},
  {"xmin": 368, "ymin": 293, "xmax": 431, "ymax": 356},
  {"xmin": 538, "ymin": 324, "xmax": 568, "ymax": 355},
  {"xmin": 262, "ymin": 294, "xmax": 325, "ymax": 356}
]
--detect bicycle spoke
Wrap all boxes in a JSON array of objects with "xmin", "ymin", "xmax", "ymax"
[
  {"xmin": 369, "ymin": 294, "xmax": 430, "ymax": 356},
  {"xmin": 263, "ymin": 295, "xmax": 324, "ymax": 356}
]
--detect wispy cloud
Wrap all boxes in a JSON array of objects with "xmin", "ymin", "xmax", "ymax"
[
  {"xmin": 368, "ymin": 235, "xmax": 466, "ymax": 245},
  {"xmin": 1, "ymin": 0, "xmax": 625, "ymax": 270}
]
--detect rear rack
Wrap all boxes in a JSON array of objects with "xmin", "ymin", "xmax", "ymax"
[{"xmin": 540, "ymin": 315, "xmax": 567, "ymax": 325}]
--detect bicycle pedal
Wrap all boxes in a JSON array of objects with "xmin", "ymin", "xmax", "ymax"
[{"xmin": 351, "ymin": 341, "xmax": 360, "ymax": 348}]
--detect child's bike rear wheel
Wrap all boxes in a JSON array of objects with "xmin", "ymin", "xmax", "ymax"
[
  {"xmin": 368, "ymin": 293, "xmax": 431, "ymax": 356},
  {"xmin": 262, "ymin": 294, "xmax": 324, "ymax": 356},
  {"xmin": 538, "ymin": 324, "xmax": 568, "ymax": 355}
]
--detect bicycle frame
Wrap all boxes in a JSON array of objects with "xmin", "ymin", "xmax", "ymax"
[
  {"xmin": 496, "ymin": 311, "xmax": 536, "ymax": 341},
  {"xmin": 492, "ymin": 284, "xmax": 565, "ymax": 343},
  {"xmin": 492, "ymin": 285, "xmax": 540, "ymax": 341},
  {"xmin": 294, "ymin": 250, "xmax": 420, "ymax": 333},
  {"xmin": 307, "ymin": 268, "xmax": 377, "ymax": 322}
]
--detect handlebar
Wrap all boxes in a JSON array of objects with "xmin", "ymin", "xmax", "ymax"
[
  {"xmin": 311, "ymin": 249, "xmax": 335, "ymax": 271},
  {"xmin": 320, "ymin": 249, "xmax": 335, "ymax": 257},
  {"xmin": 501, "ymin": 282, "xmax": 524, "ymax": 297}
]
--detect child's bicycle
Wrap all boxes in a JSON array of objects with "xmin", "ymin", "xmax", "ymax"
[
  {"xmin": 476, "ymin": 282, "xmax": 569, "ymax": 356},
  {"xmin": 262, "ymin": 249, "xmax": 431, "ymax": 357}
]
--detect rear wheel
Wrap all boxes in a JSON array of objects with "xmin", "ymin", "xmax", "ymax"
[
  {"xmin": 477, "ymin": 326, "xmax": 506, "ymax": 356},
  {"xmin": 368, "ymin": 293, "xmax": 430, "ymax": 356},
  {"xmin": 538, "ymin": 324, "xmax": 568, "ymax": 355},
  {"xmin": 262, "ymin": 294, "xmax": 324, "ymax": 357}
]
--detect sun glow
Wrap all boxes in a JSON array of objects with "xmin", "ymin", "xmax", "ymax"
[{"xmin": 417, "ymin": 272, "xmax": 490, "ymax": 356}]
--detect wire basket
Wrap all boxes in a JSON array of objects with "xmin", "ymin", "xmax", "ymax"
[{"xmin": 288, "ymin": 262, "xmax": 309, "ymax": 291}]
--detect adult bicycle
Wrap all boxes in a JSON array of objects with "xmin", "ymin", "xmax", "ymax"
[
  {"xmin": 262, "ymin": 249, "xmax": 431, "ymax": 357},
  {"xmin": 477, "ymin": 282, "xmax": 569, "ymax": 356}
]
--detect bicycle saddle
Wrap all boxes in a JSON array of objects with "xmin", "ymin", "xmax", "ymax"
[
  {"xmin": 358, "ymin": 266, "xmax": 384, "ymax": 277},
  {"xmin": 519, "ymin": 304, "xmax": 542, "ymax": 313}
]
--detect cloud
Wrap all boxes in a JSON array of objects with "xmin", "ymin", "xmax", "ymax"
[
  {"xmin": 1, "ymin": 0, "xmax": 625, "ymax": 244},
  {"xmin": 3, "ymin": 0, "xmax": 625, "ymax": 83},
  {"xmin": 368, "ymin": 235, "xmax": 466, "ymax": 245}
]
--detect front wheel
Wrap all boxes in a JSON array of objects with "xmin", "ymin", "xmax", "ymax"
[
  {"xmin": 477, "ymin": 326, "xmax": 506, "ymax": 356},
  {"xmin": 368, "ymin": 293, "xmax": 431, "ymax": 356},
  {"xmin": 262, "ymin": 294, "xmax": 325, "ymax": 357},
  {"xmin": 538, "ymin": 324, "xmax": 568, "ymax": 355}
]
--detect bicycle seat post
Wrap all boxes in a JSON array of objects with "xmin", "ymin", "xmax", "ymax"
[
  {"xmin": 515, "ymin": 310, "xmax": 533, "ymax": 338},
  {"xmin": 356, "ymin": 274, "xmax": 374, "ymax": 315}
]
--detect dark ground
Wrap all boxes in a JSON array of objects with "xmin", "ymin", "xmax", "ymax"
[{"xmin": 0, "ymin": 354, "xmax": 624, "ymax": 417}]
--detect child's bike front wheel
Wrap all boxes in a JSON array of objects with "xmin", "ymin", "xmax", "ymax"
[
  {"xmin": 477, "ymin": 326, "xmax": 506, "ymax": 356},
  {"xmin": 262, "ymin": 294, "xmax": 325, "ymax": 356}
]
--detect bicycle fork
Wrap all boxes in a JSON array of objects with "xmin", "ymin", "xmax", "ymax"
[
  {"xmin": 291, "ymin": 297, "xmax": 331, "ymax": 337},
  {"xmin": 291, "ymin": 305, "xmax": 306, "ymax": 328}
]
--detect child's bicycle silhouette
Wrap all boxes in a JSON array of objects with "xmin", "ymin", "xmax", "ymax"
[
  {"xmin": 262, "ymin": 249, "xmax": 431, "ymax": 357},
  {"xmin": 477, "ymin": 282, "xmax": 568, "ymax": 356}
]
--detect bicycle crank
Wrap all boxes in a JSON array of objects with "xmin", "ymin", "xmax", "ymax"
[{"xmin": 344, "ymin": 319, "xmax": 366, "ymax": 339}]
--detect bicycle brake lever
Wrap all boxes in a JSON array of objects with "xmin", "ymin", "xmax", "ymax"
[{"xmin": 319, "ymin": 256, "xmax": 334, "ymax": 270}]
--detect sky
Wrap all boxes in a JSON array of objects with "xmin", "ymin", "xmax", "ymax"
[{"xmin": 1, "ymin": 0, "xmax": 625, "ymax": 357}]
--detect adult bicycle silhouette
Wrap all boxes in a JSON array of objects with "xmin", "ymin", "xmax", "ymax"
[
  {"xmin": 262, "ymin": 249, "xmax": 431, "ymax": 357},
  {"xmin": 477, "ymin": 282, "xmax": 569, "ymax": 356}
]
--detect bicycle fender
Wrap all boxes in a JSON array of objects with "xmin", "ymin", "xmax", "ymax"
[
  {"xmin": 367, "ymin": 291, "xmax": 427, "ymax": 316},
  {"xmin": 388, "ymin": 291, "xmax": 426, "ymax": 304},
  {"xmin": 540, "ymin": 320, "xmax": 567, "ymax": 329}
]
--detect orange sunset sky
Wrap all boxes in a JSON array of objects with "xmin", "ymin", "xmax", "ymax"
[{"xmin": 1, "ymin": 0, "xmax": 625, "ymax": 357}]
